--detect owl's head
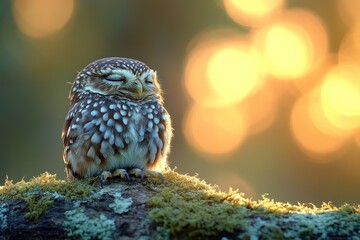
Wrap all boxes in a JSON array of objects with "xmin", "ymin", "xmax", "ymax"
[{"xmin": 70, "ymin": 57, "xmax": 163, "ymax": 103}]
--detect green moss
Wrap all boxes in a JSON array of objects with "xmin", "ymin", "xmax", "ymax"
[
  {"xmin": 0, "ymin": 172, "xmax": 94, "ymax": 221},
  {"xmin": 1, "ymin": 170, "xmax": 360, "ymax": 238},
  {"xmin": 147, "ymin": 170, "xmax": 249, "ymax": 237},
  {"xmin": 147, "ymin": 170, "xmax": 360, "ymax": 239}
]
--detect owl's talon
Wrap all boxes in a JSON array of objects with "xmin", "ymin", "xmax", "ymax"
[
  {"xmin": 112, "ymin": 169, "xmax": 130, "ymax": 181},
  {"xmin": 124, "ymin": 172, "xmax": 130, "ymax": 181},
  {"xmin": 127, "ymin": 168, "xmax": 164, "ymax": 181},
  {"xmin": 128, "ymin": 168, "xmax": 144, "ymax": 179},
  {"xmin": 100, "ymin": 176, "xmax": 104, "ymax": 188},
  {"xmin": 100, "ymin": 171, "xmax": 112, "ymax": 187},
  {"xmin": 157, "ymin": 172, "xmax": 164, "ymax": 182},
  {"xmin": 144, "ymin": 169, "xmax": 164, "ymax": 181}
]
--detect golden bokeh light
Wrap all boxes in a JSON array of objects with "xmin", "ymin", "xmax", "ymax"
[
  {"xmin": 211, "ymin": 171, "xmax": 255, "ymax": 197},
  {"xmin": 239, "ymin": 84, "xmax": 277, "ymax": 135},
  {"xmin": 13, "ymin": 0, "xmax": 74, "ymax": 38},
  {"xmin": 207, "ymin": 47, "xmax": 262, "ymax": 106},
  {"xmin": 294, "ymin": 56, "xmax": 337, "ymax": 94},
  {"xmin": 184, "ymin": 37, "xmax": 217, "ymax": 107},
  {"xmin": 338, "ymin": 26, "xmax": 360, "ymax": 65},
  {"xmin": 183, "ymin": 103, "xmax": 247, "ymax": 157},
  {"xmin": 184, "ymin": 29, "xmax": 264, "ymax": 108},
  {"xmin": 223, "ymin": 0, "xmax": 284, "ymax": 27},
  {"xmin": 307, "ymin": 87, "xmax": 351, "ymax": 138},
  {"xmin": 337, "ymin": 0, "xmax": 360, "ymax": 27},
  {"xmin": 255, "ymin": 9, "xmax": 328, "ymax": 80},
  {"xmin": 291, "ymin": 94, "xmax": 346, "ymax": 159},
  {"xmin": 280, "ymin": 9, "xmax": 328, "ymax": 64},
  {"xmin": 320, "ymin": 65, "xmax": 360, "ymax": 131},
  {"xmin": 265, "ymin": 23, "xmax": 311, "ymax": 79}
]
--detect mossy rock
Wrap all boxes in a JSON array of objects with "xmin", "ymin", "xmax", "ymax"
[{"xmin": 0, "ymin": 170, "xmax": 360, "ymax": 239}]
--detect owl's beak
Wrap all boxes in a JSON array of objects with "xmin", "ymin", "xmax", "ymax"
[{"xmin": 132, "ymin": 80, "xmax": 143, "ymax": 95}]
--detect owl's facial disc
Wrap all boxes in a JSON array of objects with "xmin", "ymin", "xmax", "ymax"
[
  {"xmin": 103, "ymin": 72, "xmax": 143, "ymax": 95},
  {"xmin": 85, "ymin": 68, "xmax": 158, "ymax": 100}
]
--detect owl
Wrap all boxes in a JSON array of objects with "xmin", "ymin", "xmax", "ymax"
[{"xmin": 62, "ymin": 57, "xmax": 173, "ymax": 184}]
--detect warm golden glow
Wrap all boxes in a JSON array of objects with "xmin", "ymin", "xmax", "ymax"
[
  {"xmin": 338, "ymin": 26, "xmax": 360, "ymax": 65},
  {"xmin": 321, "ymin": 65, "xmax": 360, "ymax": 131},
  {"xmin": 13, "ymin": 0, "xmax": 74, "ymax": 38},
  {"xmin": 184, "ymin": 30, "xmax": 263, "ymax": 108},
  {"xmin": 354, "ymin": 133, "xmax": 360, "ymax": 150},
  {"xmin": 211, "ymin": 171, "xmax": 255, "ymax": 197},
  {"xmin": 307, "ymin": 87, "xmax": 349, "ymax": 138},
  {"xmin": 283, "ymin": 10, "xmax": 328, "ymax": 72},
  {"xmin": 223, "ymin": 0, "xmax": 284, "ymax": 27},
  {"xmin": 294, "ymin": 56, "xmax": 336, "ymax": 94},
  {"xmin": 291, "ymin": 94, "xmax": 346, "ymax": 158},
  {"xmin": 207, "ymin": 47, "xmax": 262, "ymax": 106},
  {"xmin": 183, "ymin": 104, "xmax": 247, "ymax": 156},
  {"xmin": 263, "ymin": 22, "xmax": 312, "ymax": 79},
  {"xmin": 184, "ymin": 38, "xmax": 216, "ymax": 107},
  {"xmin": 337, "ymin": 0, "xmax": 360, "ymax": 27},
  {"xmin": 239, "ymin": 84, "xmax": 277, "ymax": 135},
  {"xmin": 254, "ymin": 9, "xmax": 328, "ymax": 80}
]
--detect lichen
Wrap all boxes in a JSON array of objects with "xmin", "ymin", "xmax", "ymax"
[
  {"xmin": 147, "ymin": 170, "xmax": 360, "ymax": 239},
  {"xmin": 96, "ymin": 185, "xmax": 133, "ymax": 214},
  {"xmin": 0, "ymin": 172, "xmax": 94, "ymax": 221},
  {"xmin": 108, "ymin": 191, "xmax": 132, "ymax": 214},
  {"xmin": 0, "ymin": 202, "xmax": 7, "ymax": 231},
  {"xmin": 61, "ymin": 184, "xmax": 132, "ymax": 239},
  {"xmin": 63, "ymin": 205, "xmax": 116, "ymax": 240}
]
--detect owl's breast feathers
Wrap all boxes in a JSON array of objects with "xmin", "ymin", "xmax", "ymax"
[{"xmin": 62, "ymin": 95, "xmax": 172, "ymax": 178}]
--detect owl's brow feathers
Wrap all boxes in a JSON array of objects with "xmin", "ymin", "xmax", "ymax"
[{"xmin": 81, "ymin": 57, "xmax": 151, "ymax": 77}]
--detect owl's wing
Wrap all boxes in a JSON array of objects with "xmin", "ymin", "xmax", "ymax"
[
  {"xmin": 62, "ymin": 113, "xmax": 71, "ymax": 148},
  {"xmin": 62, "ymin": 104, "xmax": 83, "ymax": 178},
  {"xmin": 62, "ymin": 104, "xmax": 78, "ymax": 150},
  {"xmin": 62, "ymin": 102, "xmax": 109, "ymax": 178}
]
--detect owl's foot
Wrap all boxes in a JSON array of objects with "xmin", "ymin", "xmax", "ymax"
[
  {"xmin": 100, "ymin": 168, "xmax": 163, "ymax": 187},
  {"xmin": 128, "ymin": 168, "xmax": 145, "ymax": 179},
  {"xmin": 100, "ymin": 169, "xmax": 130, "ymax": 187},
  {"xmin": 112, "ymin": 169, "xmax": 131, "ymax": 180},
  {"xmin": 128, "ymin": 168, "xmax": 164, "ymax": 181}
]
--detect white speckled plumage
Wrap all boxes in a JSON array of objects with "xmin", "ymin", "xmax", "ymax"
[{"xmin": 62, "ymin": 57, "xmax": 172, "ymax": 179}]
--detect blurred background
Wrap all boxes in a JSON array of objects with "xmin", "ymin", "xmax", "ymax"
[{"xmin": 1, "ymin": 0, "xmax": 360, "ymax": 206}]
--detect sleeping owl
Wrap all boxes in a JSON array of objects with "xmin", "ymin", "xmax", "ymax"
[{"xmin": 62, "ymin": 57, "xmax": 173, "ymax": 184}]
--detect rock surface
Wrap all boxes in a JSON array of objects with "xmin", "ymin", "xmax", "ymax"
[
  {"xmin": 1, "ymin": 171, "xmax": 360, "ymax": 239},
  {"xmin": 1, "ymin": 179, "xmax": 157, "ymax": 239}
]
